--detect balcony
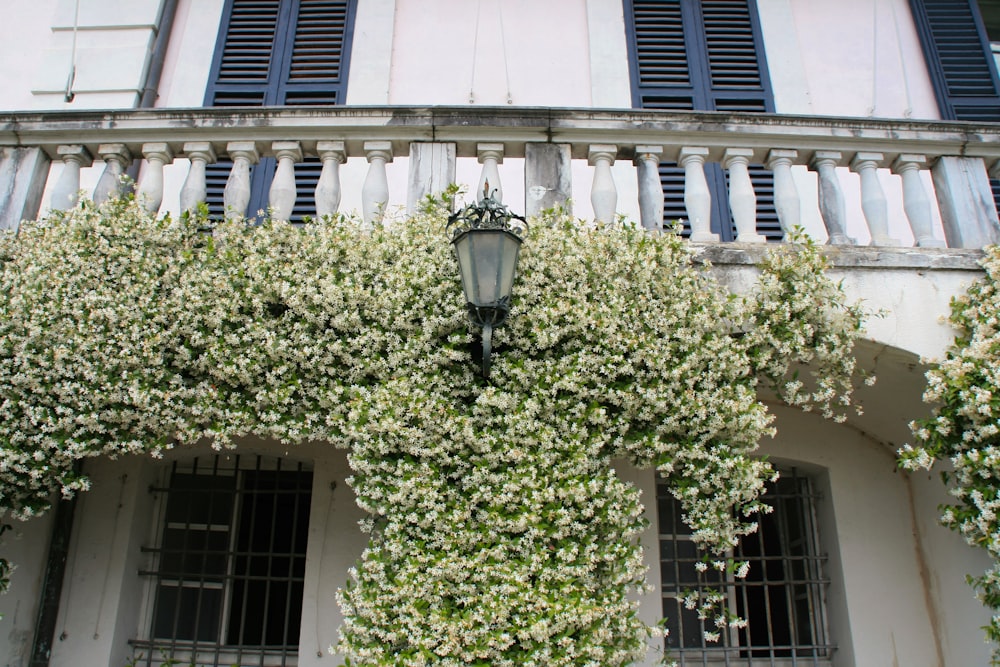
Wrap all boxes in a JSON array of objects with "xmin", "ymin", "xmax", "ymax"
[
  {"xmin": 0, "ymin": 105, "xmax": 993, "ymax": 363},
  {"xmin": 0, "ymin": 105, "xmax": 998, "ymax": 243}
]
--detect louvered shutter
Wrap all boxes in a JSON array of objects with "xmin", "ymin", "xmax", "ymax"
[
  {"xmin": 625, "ymin": 0, "xmax": 779, "ymax": 241},
  {"xmin": 203, "ymin": 0, "xmax": 357, "ymax": 221},
  {"xmin": 910, "ymin": 0, "xmax": 1000, "ymax": 122}
]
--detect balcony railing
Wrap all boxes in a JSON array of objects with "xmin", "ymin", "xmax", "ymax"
[{"xmin": 2, "ymin": 106, "xmax": 1000, "ymax": 248}]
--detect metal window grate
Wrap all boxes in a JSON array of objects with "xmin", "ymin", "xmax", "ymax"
[
  {"xmin": 133, "ymin": 455, "xmax": 312, "ymax": 667},
  {"xmin": 657, "ymin": 469, "xmax": 833, "ymax": 667}
]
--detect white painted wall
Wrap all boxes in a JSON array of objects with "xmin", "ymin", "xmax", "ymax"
[
  {"xmin": 5, "ymin": 391, "xmax": 991, "ymax": 667},
  {"xmin": 761, "ymin": 405, "xmax": 993, "ymax": 667},
  {"xmin": 389, "ymin": 0, "xmax": 592, "ymax": 107},
  {"xmin": 0, "ymin": 0, "xmax": 60, "ymax": 112},
  {"xmin": 0, "ymin": 509, "xmax": 55, "ymax": 667},
  {"xmin": 154, "ymin": 0, "xmax": 226, "ymax": 108},
  {"xmin": 759, "ymin": 0, "xmax": 941, "ymax": 120}
]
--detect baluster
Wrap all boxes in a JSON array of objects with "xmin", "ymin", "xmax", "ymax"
[
  {"xmin": 850, "ymin": 152, "xmax": 899, "ymax": 246},
  {"xmin": 589, "ymin": 144, "xmax": 618, "ymax": 224},
  {"xmin": 50, "ymin": 145, "xmax": 92, "ymax": 211},
  {"xmin": 724, "ymin": 148, "xmax": 764, "ymax": 243},
  {"xmin": 679, "ymin": 146, "xmax": 717, "ymax": 242},
  {"xmin": 810, "ymin": 151, "xmax": 853, "ymax": 245},
  {"xmin": 223, "ymin": 141, "xmax": 259, "ymax": 221},
  {"xmin": 94, "ymin": 143, "xmax": 132, "ymax": 205},
  {"xmin": 477, "ymin": 143, "xmax": 504, "ymax": 202},
  {"xmin": 136, "ymin": 143, "xmax": 173, "ymax": 215},
  {"xmin": 766, "ymin": 149, "xmax": 801, "ymax": 240},
  {"xmin": 635, "ymin": 145, "xmax": 664, "ymax": 232},
  {"xmin": 362, "ymin": 141, "xmax": 393, "ymax": 227},
  {"xmin": 892, "ymin": 154, "xmax": 945, "ymax": 248},
  {"xmin": 179, "ymin": 142, "xmax": 216, "ymax": 213},
  {"xmin": 315, "ymin": 141, "xmax": 346, "ymax": 218},
  {"xmin": 269, "ymin": 141, "xmax": 302, "ymax": 222}
]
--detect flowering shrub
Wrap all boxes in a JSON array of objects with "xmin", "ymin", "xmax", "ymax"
[
  {"xmin": 0, "ymin": 197, "xmax": 866, "ymax": 665},
  {"xmin": 900, "ymin": 245, "xmax": 1000, "ymax": 661}
]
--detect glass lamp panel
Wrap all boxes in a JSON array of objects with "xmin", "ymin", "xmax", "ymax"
[
  {"xmin": 470, "ymin": 230, "xmax": 504, "ymax": 305},
  {"xmin": 496, "ymin": 230, "xmax": 522, "ymax": 300},
  {"xmin": 453, "ymin": 229, "xmax": 523, "ymax": 307},
  {"xmin": 452, "ymin": 231, "xmax": 478, "ymax": 305}
]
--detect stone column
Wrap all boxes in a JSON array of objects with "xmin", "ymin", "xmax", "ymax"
[
  {"xmin": 935, "ymin": 156, "xmax": 1000, "ymax": 248},
  {"xmin": 634, "ymin": 145, "xmax": 664, "ymax": 232},
  {"xmin": 850, "ymin": 152, "xmax": 899, "ymax": 246},
  {"xmin": 362, "ymin": 141, "xmax": 393, "ymax": 227},
  {"xmin": 136, "ymin": 143, "xmax": 174, "ymax": 215},
  {"xmin": 892, "ymin": 154, "xmax": 945, "ymax": 248},
  {"xmin": 525, "ymin": 143, "xmax": 572, "ymax": 217},
  {"xmin": 179, "ymin": 142, "xmax": 216, "ymax": 213},
  {"xmin": 810, "ymin": 151, "xmax": 853, "ymax": 245},
  {"xmin": 407, "ymin": 142, "xmax": 456, "ymax": 214},
  {"xmin": 224, "ymin": 141, "xmax": 260, "ymax": 221},
  {"xmin": 679, "ymin": 147, "xmax": 717, "ymax": 242},
  {"xmin": 94, "ymin": 143, "xmax": 132, "ymax": 205},
  {"xmin": 0, "ymin": 147, "xmax": 51, "ymax": 229},
  {"xmin": 315, "ymin": 141, "xmax": 346, "ymax": 218},
  {"xmin": 588, "ymin": 144, "xmax": 618, "ymax": 224},
  {"xmin": 269, "ymin": 141, "xmax": 303, "ymax": 222},
  {"xmin": 724, "ymin": 148, "xmax": 764, "ymax": 243},
  {"xmin": 766, "ymin": 149, "xmax": 801, "ymax": 240}
]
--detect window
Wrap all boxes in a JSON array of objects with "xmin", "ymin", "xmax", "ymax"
[
  {"xmin": 133, "ymin": 455, "xmax": 313, "ymax": 667},
  {"xmin": 623, "ymin": 0, "xmax": 781, "ymax": 240},
  {"xmin": 203, "ymin": 0, "xmax": 358, "ymax": 221},
  {"xmin": 657, "ymin": 469, "xmax": 832, "ymax": 665}
]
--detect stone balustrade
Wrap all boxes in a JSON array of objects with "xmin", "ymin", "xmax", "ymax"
[{"xmin": 2, "ymin": 106, "xmax": 1000, "ymax": 248}]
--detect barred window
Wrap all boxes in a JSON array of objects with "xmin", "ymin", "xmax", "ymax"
[
  {"xmin": 133, "ymin": 455, "xmax": 312, "ymax": 667},
  {"xmin": 658, "ymin": 469, "xmax": 832, "ymax": 666}
]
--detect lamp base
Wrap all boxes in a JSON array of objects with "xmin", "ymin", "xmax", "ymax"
[{"xmin": 482, "ymin": 322, "xmax": 493, "ymax": 379}]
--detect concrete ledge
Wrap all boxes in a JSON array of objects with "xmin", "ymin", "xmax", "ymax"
[{"xmin": 692, "ymin": 242, "xmax": 985, "ymax": 271}]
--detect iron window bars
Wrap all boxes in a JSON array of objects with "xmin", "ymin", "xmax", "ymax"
[
  {"xmin": 134, "ymin": 454, "xmax": 312, "ymax": 667},
  {"xmin": 658, "ymin": 468, "xmax": 833, "ymax": 667}
]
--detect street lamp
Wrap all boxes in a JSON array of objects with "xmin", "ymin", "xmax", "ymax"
[{"xmin": 448, "ymin": 183, "xmax": 527, "ymax": 379}]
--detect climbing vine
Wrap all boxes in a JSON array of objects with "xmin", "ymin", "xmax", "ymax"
[
  {"xmin": 0, "ymin": 197, "xmax": 867, "ymax": 665},
  {"xmin": 901, "ymin": 245, "xmax": 1000, "ymax": 663}
]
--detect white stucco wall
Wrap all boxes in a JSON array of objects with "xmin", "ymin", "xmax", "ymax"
[
  {"xmin": 0, "ymin": 509, "xmax": 55, "ymax": 667},
  {"xmin": 759, "ymin": 0, "xmax": 941, "ymax": 120},
  {"xmin": 761, "ymin": 405, "xmax": 993, "ymax": 667},
  {"xmin": 3, "ymin": 402, "xmax": 991, "ymax": 667},
  {"xmin": 0, "ymin": 1, "xmax": 61, "ymax": 112}
]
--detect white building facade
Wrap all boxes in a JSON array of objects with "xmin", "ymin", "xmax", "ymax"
[{"xmin": 1, "ymin": 1, "xmax": 1000, "ymax": 666}]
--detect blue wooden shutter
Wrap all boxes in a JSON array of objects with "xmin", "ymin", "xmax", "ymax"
[
  {"xmin": 625, "ymin": 0, "xmax": 779, "ymax": 240},
  {"xmin": 203, "ymin": 0, "xmax": 357, "ymax": 221},
  {"xmin": 910, "ymin": 0, "xmax": 1000, "ymax": 121}
]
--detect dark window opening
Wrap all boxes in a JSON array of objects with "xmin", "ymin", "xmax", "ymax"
[
  {"xmin": 134, "ymin": 455, "xmax": 313, "ymax": 667},
  {"xmin": 658, "ymin": 469, "xmax": 833, "ymax": 665}
]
